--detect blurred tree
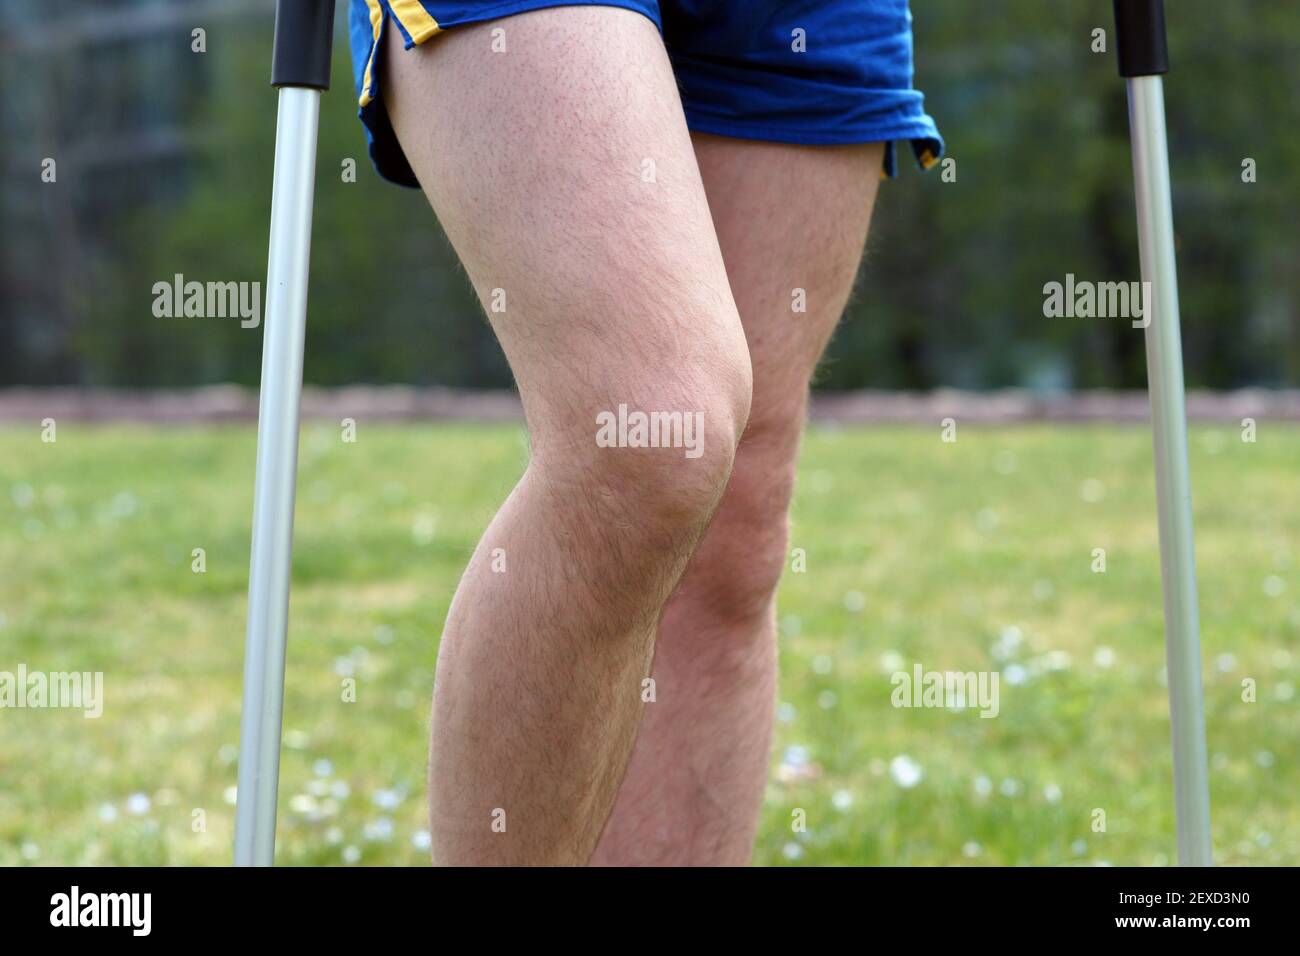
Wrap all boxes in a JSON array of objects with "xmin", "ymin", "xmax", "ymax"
[{"xmin": 2, "ymin": 0, "xmax": 1296, "ymax": 390}]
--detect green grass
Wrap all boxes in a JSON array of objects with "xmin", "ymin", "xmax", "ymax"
[{"xmin": 1, "ymin": 422, "xmax": 1296, "ymax": 865}]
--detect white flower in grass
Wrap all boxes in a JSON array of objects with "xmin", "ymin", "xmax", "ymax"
[
  {"xmin": 889, "ymin": 755, "xmax": 923, "ymax": 789},
  {"xmin": 1215, "ymin": 653, "xmax": 1237, "ymax": 673},
  {"xmin": 779, "ymin": 614, "xmax": 802, "ymax": 638},
  {"xmin": 782, "ymin": 842, "xmax": 804, "ymax": 861},
  {"xmin": 1275, "ymin": 682, "xmax": 1294, "ymax": 702},
  {"xmin": 412, "ymin": 829, "xmax": 432, "ymax": 851},
  {"xmin": 412, "ymin": 513, "xmax": 436, "ymax": 545},
  {"xmin": 364, "ymin": 818, "xmax": 395, "ymax": 842},
  {"xmin": 812, "ymin": 654, "xmax": 833, "ymax": 675},
  {"xmin": 831, "ymin": 790, "xmax": 854, "ymax": 811},
  {"xmin": 880, "ymin": 650, "xmax": 905, "ymax": 673},
  {"xmin": 1071, "ymin": 839, "xmax": 1088, "ymax": 856},
  {"xmin": 326, "ymin": 827, "xmax": 344, "ymax": 845},
  {"xmin": 21, "ymin": 842, "xmax": 40, "ymax": 861},
  {"xmin": 1043, "ymin": 650, "xmax": 1072, "ymax": 671},
  {"xmin": 842, "ymin": 590, "xmax": 866, "ymax": 613},
  {"xmin": 1263, "ymin": 575, "xmax": 1285, "ymax": 597},
  {"xmin": 313, "ymin": 759, "xmax": 334, "ymax": 778},
  {"xmin": 1256, "ymin": 751, "xmax": 1275, "ymax": 769},
  {"xmin": 783, "ymin": 745, "xmax": 809, "ymax": 767},
  {"xmin": 777, "ymin": 745, "xmax": 822, "ymax": 783},
  {"xmin": 1079, "ymin": 478, "xmax": 1105, "ymax": 503},
  {"xmin": 1093, "ymin": 646, "xmax": 1116, "ymax": 668},
  {"xmin": 289, "ymin": 794, "xmax": 317, "ymax": 816},
  {"xmin": 98, "ymin": 803, "xmax": 118, "ymax": 823},
  {"xmin": 126, "ymin": 793, "xmax": 151, "ymax": 816},
  {"xmin": 372, "ymin": 788, "xmax": 403, "ymax": 811},
  {"xmin": 11, "ymin": 483, "xmax": 35, "ymax": 508},
  {"xmin": 776, "ymin": 702, "xmax": 796, "ymax": 724},
  {"xmin": 1004, "ymin": 663, "xmax": 1029, "ymax": 686},
  {"xmin": 342, "ymin": 845, "xmax": 361, "ymax": 864},
  {"xmin": 973, "ymin": 774, "xmax": 993, "ymax": 797},
  {"xmin": 1043, "ymin": 783, "xmax": 1062, "ymax": 803},
  {"xmin": 998, "ymin": 778, "xmax": 1021, "ymax": 797},
  {"xmin": 992, "ymin": 626, "xmax": 1023, "ymax": 661},
  {"xmin": 330, "ymin": 780, "xmax": 351, "ymax": 800},
  {"xmin": 961, "ymin": 841, "xmax": 981, "ymax": 859},
  {"xmin": 817, "ymin": 690, "xmax": 838, "ymax": 710},
  {"xmin": 223, "ymin": 786, "xmax": 238, "ymax": 806}
]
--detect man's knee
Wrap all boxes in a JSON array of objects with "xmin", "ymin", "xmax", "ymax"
[
  {"xmin": 532, "ymin": 330, "xmax": 752, "ymax": 583},
  {"xmin": 678, "ymin": 429, "xmax": 799, "ymax": 626}
]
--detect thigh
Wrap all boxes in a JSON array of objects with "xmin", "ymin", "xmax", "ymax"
[
  {"xmin": 381, "ymin": 7, "xmax": 751, "ymax": 465},
  {"xmin": 693, "ymin": 134, "xmax": 884, "ymax": 452}
]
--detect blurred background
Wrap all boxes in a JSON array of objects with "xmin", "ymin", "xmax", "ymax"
[
  {"xmin": 3, "ymin": 0, "xmax": 1299, "ymax": 390},
  {"xmin": 0, "ymin": 0, "xmax": 1296, "ymax": 867}
]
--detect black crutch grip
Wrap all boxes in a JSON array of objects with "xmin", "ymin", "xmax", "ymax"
[
  {"xmin": 1112, "ymin": 0, "xmax": 1169, "ymax": 77},
  {"xmin": 271, "ymin": 0, "xmax": 336, "ymax": 90}
]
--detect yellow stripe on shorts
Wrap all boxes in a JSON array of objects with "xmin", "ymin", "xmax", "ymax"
[
  {"xmin": 388, "ymin": 0, "xmax": 441, "ymax": 45},
  {"xmin": 359, "ymin": 0, "xmax": 383, "ymax": 107}
]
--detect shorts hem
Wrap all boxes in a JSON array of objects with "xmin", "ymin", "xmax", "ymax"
[
  {"xmin": 400, "ymin": 0, "xmax": 661, "ymax": 44},
  {"xmin": 681, "ymin": 111, "xmax": 945, "ymax": 178}
]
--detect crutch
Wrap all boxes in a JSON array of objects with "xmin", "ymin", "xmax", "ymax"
[
  {"xmin": 1112, "ymin": 0, "xmax": 1212, "ymax": 866},
  {"xmin": 234, "ymin": 0, "xmax": 335, "ymax": 867}
]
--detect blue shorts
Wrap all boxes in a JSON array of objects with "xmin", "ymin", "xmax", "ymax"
[{"xmin": 349, "ymin": 0, "xmax": 944, "ymax": 188}]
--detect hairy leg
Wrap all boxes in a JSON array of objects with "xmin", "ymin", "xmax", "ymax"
[
  {"xmin": 592, "ymin": 136, "xmax": 885, "ymax": 865},
  {"xmin": 383, "ymin": 10, "xmax": 752, "ymax": 864}
]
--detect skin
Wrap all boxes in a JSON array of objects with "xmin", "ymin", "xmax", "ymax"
[
  {"xmin": 382, "ymin": 6, "xmax": 881, "ymax": 865},
  {"xmin": 591, "ymin": 134, "xmax": 883, "ymax": 865}
]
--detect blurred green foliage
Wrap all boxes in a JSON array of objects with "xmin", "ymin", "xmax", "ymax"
[{"xmin": 4, "ymin": 0, "xmax": 1298, "ymax": 389}]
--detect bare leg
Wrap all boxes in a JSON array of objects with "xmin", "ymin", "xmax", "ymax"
[
  {"xmin": 384, "ymin": 9, "xmax": 752, "ymax": 865},
  {"xmin": 592, "ymin": 136, "xmax": 885, "ymax": 865}
]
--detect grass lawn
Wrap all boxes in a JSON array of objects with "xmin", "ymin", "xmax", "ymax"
[{"xmin": 0, "ymin": 421, "xmax": 1296, "ymax": 865}]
